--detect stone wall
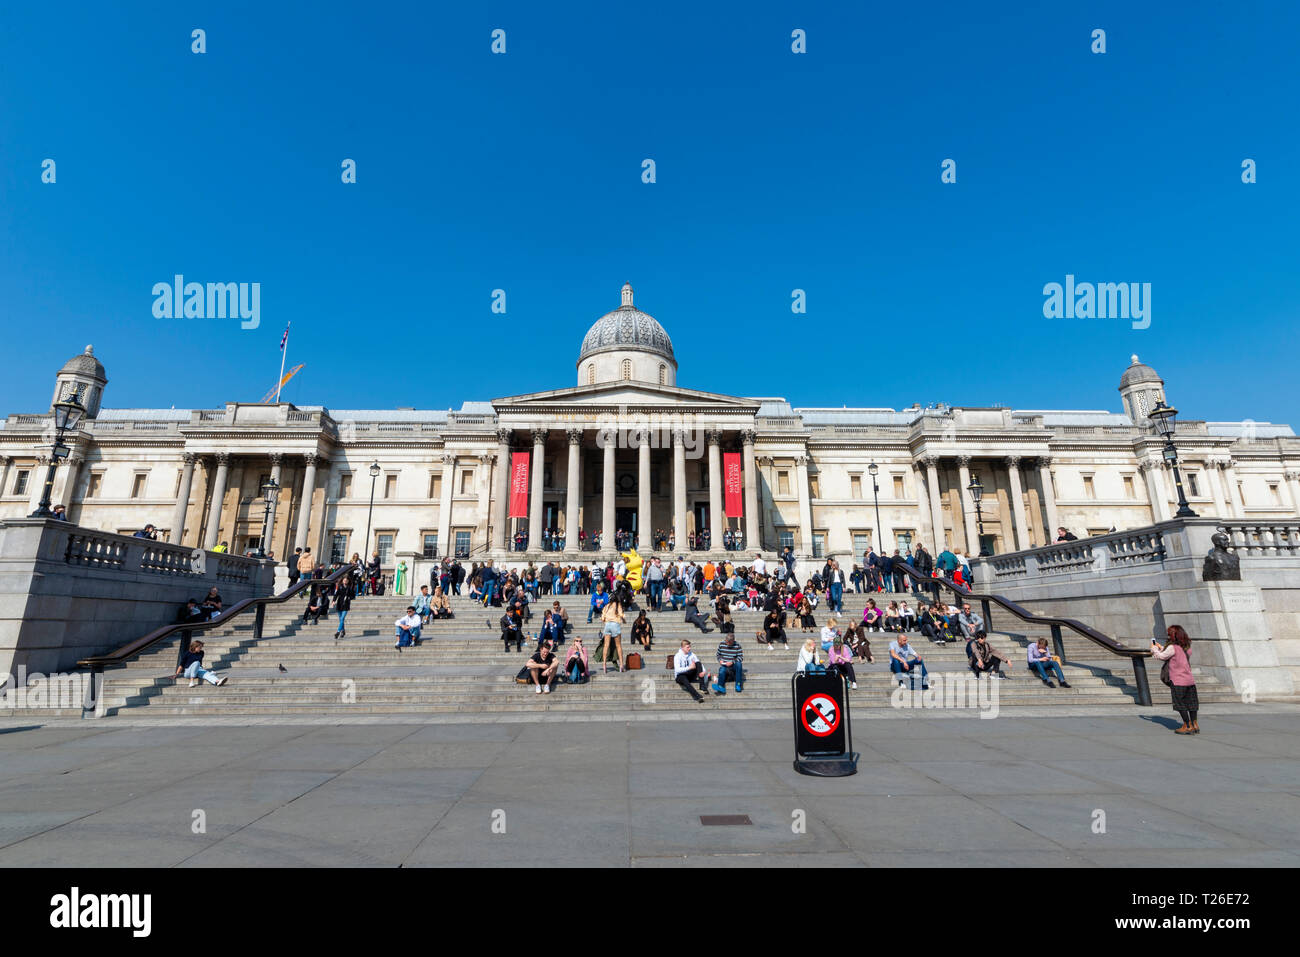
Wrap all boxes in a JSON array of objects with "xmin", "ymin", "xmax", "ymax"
[{"xmin": 0, "ymin": 519, "xmax": 274, "ymax": 679}]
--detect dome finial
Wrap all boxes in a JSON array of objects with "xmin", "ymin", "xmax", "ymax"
[
  {"xmin": 1130, "ymin": 353, "xmax": 1139, "ymax": 365},
  {"xmin": 621, "ymin": 282, "xmax": 633, "ymax": 307},
  {"xmin": 85, "ymin": 345, "xmax": 94, "ymax": 355}
]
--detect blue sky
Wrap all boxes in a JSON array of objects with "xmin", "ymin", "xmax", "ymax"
[{"xmin": 2, "ymin": 1, "xmax": 1297, "ymax": 425}]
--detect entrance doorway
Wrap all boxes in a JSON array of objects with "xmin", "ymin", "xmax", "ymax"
[{"xmin": 693, "ymin": 503, "xmax": 710, "ymax": 546}]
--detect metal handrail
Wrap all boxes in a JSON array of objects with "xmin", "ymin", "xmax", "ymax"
[
  {"xmin": 76, "ymin": 566, "xmax": 353, "ymax": 710},
  {"xmin": 894, "ymin": 563, "xmax": 1153, "ymax": 705}
]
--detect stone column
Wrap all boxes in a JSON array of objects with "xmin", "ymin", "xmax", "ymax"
[
  {"xmin": 437, "ymin": 453, "xmax": 455, "ymax": 555},
  {"xmin": 924, "ymin": 456, "xmax": 946, "ymax": 551},
  {"xmin": 492, "ymin": 429, "xmax": 510, "ymax": 551},
  {"xmin": 529, "ymin": 428, "xmax": 546, "ymax": 550},
  {"xmin": 602, "ymin": 438, "xmax": 616, "ymax": 551},
  {"xmin": 795, "ymin": 454, "xmax": 813, "ymax": 555},
  {"xmin": 0, "ymin": 457, "xmax": 10, "ymax": 501},
  {"xmin": 707, "ymin": 430, "xmax": 723, "ymax": 550},
  {"xmin": 1221, "ymin": 459, "xmax": 1242, "ymax": 517},
  {"xmin": 1286, "ymin": 469, "xmax": 1300, "ymax": 519},
  {"xmin": 292, "ymin": 453, "xmax": 319, "ymax": 552},
  {"xmin": 565, "ymin": 430, "xmax": 582, "ymax": 552},
  {"xmin": 912, "ymin": 461, "xmax": 932, "ymax": 549},
  {"xmin": 1037, "ymin": 456, "xmax": 1059, "ymax": 540},
  {"xmin": 956, "ymin": 456, "xmax": 978, "ymax": 554},
  {"xmin": 741, "ymin": 430, "xmax": 759, "ymax": 551},
  {"xmin": 637, "ymin": 432, "xmax": 652, "ymax": 551},
  {"xmin": 265, "ymin": 452, "xmax": 283, "ymax": 552},
  {"xmin": 672, "ymin": 430, "xmax": 687, "ymax": 551},
  {"xmin": 169, "ymin": 452, "xmax": 197, "ymax": 544},
  {"xmin": 1207, "ymin": 457, "xmax": 1229, "ymax": 518},
  {"xmin": 204, "ymin": 453, "xmax": 230, "ymax": 549},
  {"xmin": 1139, "ymin": 459, "xmax": 1168, "ymax": 523},
  {"xmin": 1005, "ymin": 456, "xmax": 1029, "ymax": 551},
  {"xmin": 28, "ymin": 456, "xmax": 50, "ymax": 513},
  {"xmin": 56, "ymin": 453, "xmax": 84, "ymax": 509}
]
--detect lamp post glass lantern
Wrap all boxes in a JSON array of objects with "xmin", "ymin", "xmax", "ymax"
[
  {"xmin": 868, "ymin": 462, "xmax": 882, "ymax": 556},
  {"xmin": 1148, "ymin": 401, "xmax": 1196, "ymax": 518},
  {"xmin": 30, "ymin": 397, "xmax": 85, "ymax": 518},
  {"xmin": 257, "ymin": 477, "xmax": 279, "ymax": 558},
  {"xmin": 967, "ymin": 474, "xmax": 991, "ymax": 556},
  {"xmin": 364, "ymin": 462, "xmax": 381, "ymax": 564}
]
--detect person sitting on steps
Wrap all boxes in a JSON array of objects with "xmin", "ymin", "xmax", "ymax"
[
  {"xmin": 565, "ymin": 637, "xmax": 590, "ymax": 685},
  {"xmin": 968, "ymin": 630, "xmax": 1011, "ymax": 679},
  {"xmin": 526, "ymin": 640, "xmax": 560, "ymax": 694},
  {"xmin": 501, "ymin": 611, "xmax": 524, "ymax": 653},
  {"xmin": 683, "ymin": 596, "xmax": 714, "ymax": 633},
  {"xmin": 1027, "ymin": 638, "xmax": 1070, "ymax": 688},
  {"xmin": 888, "ymin": 633, "xmax": 929, "ymax": 690},
  {"xmin": 673, "ymin": 638, "xmax": 711, "ymax": 702},
  {"xmin": 394, "ymin": 607, "xmax": 421, "ymax": 651},
  {"xmin": 174, "ymin": 639, "xmax": 228, "ymax": 688}
]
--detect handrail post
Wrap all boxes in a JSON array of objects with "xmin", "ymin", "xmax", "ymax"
[
  {"xmin": 254, "ymin": 603, "xmax": 266, "ymax": 642},
  {"xmin": 980, "ymin": 598, "xmax": 992, "ymax": 633},
  {"xmin": 1131, "ymin": 656, "xmax": 1153, "ymax": 706},
  {"xmin": 1049, "ymin": 623, "xmax": 1065, "ymax": 660},
  {"xmin": 81, "ymin": 665, "xmax": 103, "ymax": 718}
]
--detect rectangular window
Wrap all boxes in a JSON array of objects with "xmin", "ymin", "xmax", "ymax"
[
  {"xmin": 809, "ymin": 476, "xmax": 819, "ymax": 498},
  {"xmin": 339, "ymin": 473, "xmax": 352, "ymax": 498},
  {"xmin": 1122, "ymin": 475, "xmax": 1135, "ymax": 499},
  {"xmin": 1186, "ymin": 472, "xmax": 1200, "ymax": 498},
  {"xmin": 423, "ymin": 533, "xmax": 438, "ymax": 558},
  {"xmin": 429, "ymin": 473, "xmax": 442, "ymax": 499},
  {"xmin": 329, "ymin": 531, "xmax": 348, "ymax": 564},
  {"xmin": 87, "ymin": 472, "xmax": 103, "ymax": 498},
  {"xmin": 377, "ymin": 533, "xmax": 394, "ymax": 565},
  {"xmin": 1082, "ymin": 475, "xmax": 1095, "ymax": 499},
  {"xmin": 892, "ymin": 475, "xmax": 904, "ymax": 498},
  {"xmin": 131, "ymin": 474, "xmax": 148, "ymax": 498},
  {"xmin": 1270, "ymin": 483, "xmax": 1282, "ymax": 506},
  {"xmin": 384, "ymin": 474, "xmax": 397, "ymax": 499},
  {"xmin": 777, "ymin": 471, "xmax": 790, "ymax": 495},
  {"xmin": 1237, "ymin": 481, "xmax": 1245, "ymax": 506},
  {"xmin": 455, "ymin": 530, "xmax": 471, "ymax": 558},
  {"xmin": 850, "ymin": 475, "xmax": 862, "ymax": 499},
  {"xmin": 461, "ymin": 470, "xmax": 474, "ymax": 494},
  {"xmin": 14, "ymin": 470, "xmax": 30, "ymax": 496},
  {"xmin": 812, "ymin": 532, "xmax": 826, "ymax": 559},
  {"xmin": 779, "ymin": 529, "xmax": 795, "ymax": 551},
  {"xmin": 852, "ymin": 532, "xmax": 871, "ymax": 556}
]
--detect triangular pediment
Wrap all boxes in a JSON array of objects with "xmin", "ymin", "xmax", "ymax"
[{"xmin": 492, "ymin": 381, "xmax": 760, "ymax": 412}]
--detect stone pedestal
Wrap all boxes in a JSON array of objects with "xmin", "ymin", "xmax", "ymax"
[{"xmin": 1157, "ymin": 580, "xmax": 1295, "ymax": 697}]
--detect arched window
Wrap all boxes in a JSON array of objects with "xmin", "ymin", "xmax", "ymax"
[
  {"xmin": 621, "ymin": 359, "xmax": 632, "ymax": 380},
  {"xmin": 587, "ymin": 364, "xmax": 595, "ymax": 385},
  {"xmin": 658, "ymin": 363, "xmax": 666, "ymax": 386}
]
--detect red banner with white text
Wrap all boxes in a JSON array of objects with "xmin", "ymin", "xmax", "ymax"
[
  {"xmin": 509, "ymin": 452, "xmax": 530, "ymax": 518},
  {"xmin": 723, "ymin": 452, "xmax": 743, "ymax": 517}
]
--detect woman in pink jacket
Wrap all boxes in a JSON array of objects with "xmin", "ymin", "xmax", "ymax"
[
  {"xmin": 1151, "ymin": 624, "xmax": 1198, "ymax": 734},
  {"xmin": 565, "ymin": 636, "xmax": 590, "ymax": 684}
]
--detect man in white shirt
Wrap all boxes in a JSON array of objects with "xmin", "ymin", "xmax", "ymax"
[
  {"xmin": 888, "ymin": 634, "xmax": 929, "ymax": 690},
  {"xmin": 673, "ymin": 639, "xmax": 711, "ymax": 702},
  {"xmin": 751, "ymin": 554, "xmax": 767, "ymax": 578},
  {"xmin": 394, "ymin": 607, "xmax": 422, "ymax": 650}
]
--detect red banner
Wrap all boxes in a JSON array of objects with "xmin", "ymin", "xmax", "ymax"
[
  {"xmin": 723, "ymin": 452, "xmax": 743, "ymax": 517},
  {"xmin": 509, "ymin": 452, "xmax": 530, "ymax": 518}
]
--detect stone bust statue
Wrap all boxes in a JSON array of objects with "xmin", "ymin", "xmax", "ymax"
[{"xmin": 1202, "ymin": 532, "xmax": 1241, "ymax": 582}]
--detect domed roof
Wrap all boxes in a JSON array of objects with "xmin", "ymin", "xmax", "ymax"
[
  {"xmin": 59, "ymin": 345, "xmax": 107, "ymax": 381},
  {"xmin": 578, "ymin": 284, "xmax": 675, "ymax": 364},
  {"xmin": 1118, "ymin": 354, "xmax": 1161, "ymax": 391}
]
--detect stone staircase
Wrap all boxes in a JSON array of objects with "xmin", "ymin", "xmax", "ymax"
[{"xmin": 10, "ymin": 587, "xmax": 1244, "ymax": 719}]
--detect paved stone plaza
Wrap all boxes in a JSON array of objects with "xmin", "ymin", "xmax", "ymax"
[{"xmin": 2, "ymin": 704, "xmax": 1299, "ymax": 867}]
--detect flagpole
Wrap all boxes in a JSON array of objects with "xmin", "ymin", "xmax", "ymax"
[{"xmin": 275, "ymin": 323, "xmax": 289, "ymax": 403}]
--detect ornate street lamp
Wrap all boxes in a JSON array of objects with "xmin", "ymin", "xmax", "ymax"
[
  {"xmin": 257, "ymin": 477, "xmax": 279, "ymax": 558},
  {"xmin": 868, "ymin": 462, "xmax": 883, "ymax": 555},
  {"xmin": 967, "ymin": 473, "xmax": 991, "ymax": 556},
  {"xmin": 363, "ymin": 461, "xmax": 381, "ymax": 561},
  {"xmin": 1149, "ymin": 401, "xmax": 1196, "ymax": 518},
  {"xmin": 30, "ymin": 396, "xmax": 85, "ymax": 518}
]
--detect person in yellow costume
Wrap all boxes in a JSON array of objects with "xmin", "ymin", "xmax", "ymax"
[{"xmin": 621, "ymin": 548, "xmax": 644, "ymax": 592}]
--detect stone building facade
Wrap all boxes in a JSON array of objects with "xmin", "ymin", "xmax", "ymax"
[{"xmin": 3, "ymin": 285, "xmax": 1298, "ymax": 566}]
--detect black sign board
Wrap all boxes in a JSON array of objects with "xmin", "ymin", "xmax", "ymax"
[{"xmin": 792, "ymin": 671, "xmax": 858, "ymax": 776}]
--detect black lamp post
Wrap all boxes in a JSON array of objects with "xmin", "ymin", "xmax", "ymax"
[
  {"xmin": 868, "ymin": 462, "xmax": 883, "ymax": 554},
  {"xmin": 257, "ymin": 477, "xmax": 279, "ymax": 558},
  {"xmin": 1149, "ymin": 401, "xmax": 1196, "ymax": 518},
  {"xmin": 364, "ymin": 461, "xmax": 381, "ymax": 560},
  {"xmin": 967, "ymin": 473, "xmax": 991, "ymax": 556},
  {"xmin": 30, "ymin": 397, "xmax": 85, "ymax": 518}
]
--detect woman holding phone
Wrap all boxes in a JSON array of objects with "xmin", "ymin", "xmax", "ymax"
[{"xmin": 1152, "ymin": 624, "xmax": 1199, "ymax": 734}]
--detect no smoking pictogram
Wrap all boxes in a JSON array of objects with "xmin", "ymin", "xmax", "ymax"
[{"xmin": 801, "ymin": 693, "xmax": 840, "ymax": 737}]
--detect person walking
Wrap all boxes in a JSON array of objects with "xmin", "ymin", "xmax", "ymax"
[{"xmin": 1152, "ymin": 625, "xmax": 1200, "ymax": 734}]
